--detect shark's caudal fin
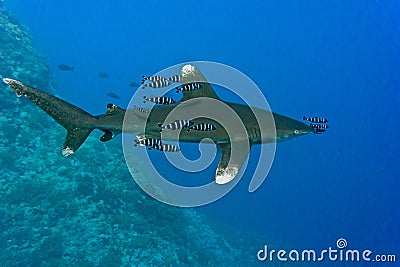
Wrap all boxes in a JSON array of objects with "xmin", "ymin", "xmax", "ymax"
[{"xmin": 3, "ymin": 78, "xmax": 97, "ymax": 157}]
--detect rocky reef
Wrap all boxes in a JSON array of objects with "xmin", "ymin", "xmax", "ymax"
[
  {"xmin": 0, "ymin": 76, "xmax": 259, "ymax": 266},
  {"xmin": 0, "ymin": 7, "xmax": 53, "ymax": 90},
  {"xmin": 0, "ymin": 7, "xmax": 274, "ymax": 266}
]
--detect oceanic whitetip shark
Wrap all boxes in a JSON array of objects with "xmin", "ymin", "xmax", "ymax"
[{"xmin": 2, "ymin": 65, "xmax": 313, "ymax": 185}]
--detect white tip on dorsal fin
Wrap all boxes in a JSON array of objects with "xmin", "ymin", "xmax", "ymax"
[{"xmin": 178, "ymin": 64, "xmax": 220, "ymax": 102}]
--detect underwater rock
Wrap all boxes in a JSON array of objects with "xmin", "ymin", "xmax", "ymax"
[
  {"xmin": 0, "ymin": 8, "xmax": 54, "ymax": 91},
  {"xmin": 56, "ymin": 165, "xmax": 68, "ymax": 176}
]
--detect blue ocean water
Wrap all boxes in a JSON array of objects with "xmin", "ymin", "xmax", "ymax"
[{"xmin": 3, "ymin": 0, "xmax": 399, "ymax": 265}]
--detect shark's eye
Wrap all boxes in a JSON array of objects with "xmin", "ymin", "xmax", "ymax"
[{"xmin": 294, "ymin": 130, "xmax": 300, "ymax": 134}]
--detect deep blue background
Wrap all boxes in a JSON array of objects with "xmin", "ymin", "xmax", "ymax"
[{"xmin": 5, "ymin": 0, "xmax": 399, "ymax": 260}]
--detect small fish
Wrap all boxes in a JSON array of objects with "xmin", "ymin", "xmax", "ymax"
[
  {"xmin": 187, "ymin": 123, "xmax": 217, "ymax": 132},
  {"xmin": 168, "ymin": 75, "xmax": 182, "ymax": 83},
  {"xmin": 134, "ymin": 138, "xmax": 162, "ymax": 149},
  {"xmin": 143, "ymin": 96, "xmax": 175, "ymax": 105},
  {"xmin": 154, "ymin": 143, "xmax": 181, "ymax": 152},
  {"xmin": 310, "ymin": 123, "xmax": 329, "ymax": 129},
  {"xmin": 98, "ymin": 72, "xmax": 109, "ymax": 78},
  {"xmin": 106, "ymin": 92, "xmax": 121, "ymax": 100},
  {"xmin": 303, "ymin": 116, "xmax": 328, "ymax": 124},
  {"xmin": 313, "ymin": 128, "xmax": 326, "ymax": 134},
  {"xmin": 142, "ymin": 79, "xmax": 172, "ymax": 89},
  {"xmin": 133, "ymin": 105, "xmax": 149, "ymax": 114},
  {"xmin": 141, "ymin": 75, "xmax": 167, "ymax": 84},
  {"xmin": 128, "ymin": 81, "xmax": 139, "ymax": 87},
  {"xmin": 158, "ymin": 120, "xmax": 194, "ymax": 132},
  {"xmin": 175, "ymin": 82, "xmax": 203, "ymax": 93},
  {"xmin": 57, "ymin": 64, "xmax": 74, "ymax": 71}
]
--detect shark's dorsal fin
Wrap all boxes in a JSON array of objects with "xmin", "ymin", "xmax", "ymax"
[
  {"xmin": 216, "ymin": 141, "xmax": 250, "ymax": 184},
  {"xmin": 179, "ymin": 65, "xmax": 220, "ymax": 102}
]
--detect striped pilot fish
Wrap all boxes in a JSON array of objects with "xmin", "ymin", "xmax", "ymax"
[
  {"xmin": 158, "ymin": 120, "xmax": 194, "ymax": 132},
  {"xmin": 133, "ymin": 138, "xmax": 180, "ymax": 152},
  {"xmin": 143, "ymin": 96, "xmax": 175, "ymax": 105},
  {"xmin": 313, "ymin": 128, "xmax": 326, "ymax": 134},
  {"xmin": 133, "ymin": 138, "xmax": 162, "ymax": 149},
  {"xmin": 303, "ymin": 116, "xmax": 328, "ymax": 124},
  {"xmin": 310, "ymin": 123, "xmax": 329, "ymax": 129},
  {"xmin": 167, "ymin": 75, "xmax": 182, "ymax": 83},
  {"xmin": 187, "ymin": 123, "xmax": 217, "ymax": 132},
  {"xmin": 133, "ymin": 104, "xmax": 149, "ymax": 114},
  {"xmin": 175, "ymin": 82, "xmax": 203, "ymax": 93},
  {"xmin": 154, "ymin": 143, "xmax": 181, "ymax": 152},
  {"xmin": 141, "ymin": 75, "xmax": 167, "ymax": 84},
  {"xmin": 142, "ymin": 79, "xmax": 172, "ymax": 89}
]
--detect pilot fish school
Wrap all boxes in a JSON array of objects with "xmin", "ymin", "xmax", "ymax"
[
  {"xmin": 133, "ymin": 73, "xmax": 329, "ymax": 152},
  {"xmin": 135, "ymin": 74, "xmax": 218, "ymax": 153}
]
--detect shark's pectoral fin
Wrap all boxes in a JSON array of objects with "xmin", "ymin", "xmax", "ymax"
[
  {"xmin": 62, "ymin": 127, "xmax": 94, "ymax": 157},
  {"xmin": 216, "ymin": 141, "xmax": 250, "ymax": 184}
]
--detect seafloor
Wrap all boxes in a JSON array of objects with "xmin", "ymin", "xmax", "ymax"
[{"xmin": 0, "ymin": 7, "xmax": 268, "ymax": 266}]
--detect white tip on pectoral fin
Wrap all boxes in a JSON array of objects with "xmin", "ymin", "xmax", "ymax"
[
  {"xmin": 215, "ymin": 141, "xmax": 250, "ymax": 185},
  {"xmin": 216, "ymin": 166, "xmax": 239, "ymax": 184}
]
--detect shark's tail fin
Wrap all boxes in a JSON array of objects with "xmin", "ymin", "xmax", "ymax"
[{"xmin": 3, "ymin": 78, "xmax": 96, "ymax": 157}]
